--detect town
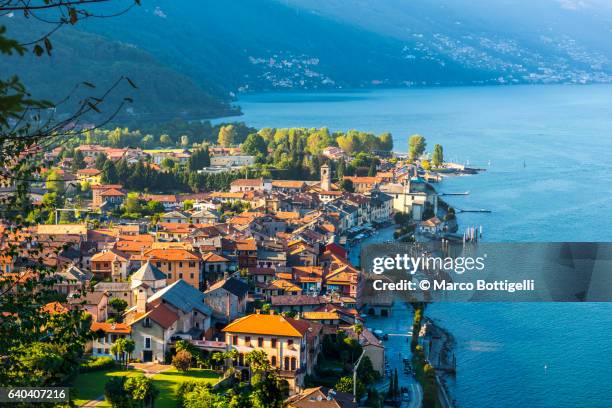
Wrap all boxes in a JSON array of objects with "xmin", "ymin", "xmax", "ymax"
[{"xmin": 1, "ymin": 128, "xmax": 462, "ymax": 408}]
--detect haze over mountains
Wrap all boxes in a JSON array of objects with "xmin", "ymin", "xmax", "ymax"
[{"xmin": 5, "ymin": 0, "xmax": 612, "ymax": 122}]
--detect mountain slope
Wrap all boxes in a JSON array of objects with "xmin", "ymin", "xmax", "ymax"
[
  {"xmin": 285, "ymin": 0, "xmax": 612, "ymax": 84},
  {"xmin": 78, "ymin": 0, "xmax": 500, "ymax": 94},
  {"xmin": 1, "ymin": 17, "xmax": 238, "ymax": 123}
]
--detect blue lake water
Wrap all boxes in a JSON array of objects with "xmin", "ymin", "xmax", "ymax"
[{"xmin": 229, "ymin": 85, "xmax": 612, "ymax": 407}]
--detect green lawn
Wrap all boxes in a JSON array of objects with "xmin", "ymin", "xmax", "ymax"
[
  {"xmin": 151, "ymin": 368, "xmax": 221, "ymax": 408},
  {"xmin": 70, "ymin": 367, "xmax": 142, "ymax": 407}
]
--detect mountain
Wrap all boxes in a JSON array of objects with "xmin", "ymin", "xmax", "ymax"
[
  {"xmin": 1, "ymin": 17, "xmax": 239, "ymax": 123},
  {"xmin": 4, "ymin": 0, "xmax": 612, "ymax": 126},
  {"xmin": 77, "ymin": 0, "xmax": 497, "ymax": 95},
  {"xmin": 285, "ymin": 0, "xmax": 612, "ymax": 85}
]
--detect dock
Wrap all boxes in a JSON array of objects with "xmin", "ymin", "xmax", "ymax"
[
  {"xmin": 440, "ymin": 191, "xmax": 470, "ymax": 196},
  {"xmin": 456, "ymin": 208, "xmax": 491, "ymax": 213}
]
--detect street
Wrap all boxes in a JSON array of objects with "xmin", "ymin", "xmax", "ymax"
[{"xmin": 363, "ymin": 301, "xmax": 423, "ymax": 408}]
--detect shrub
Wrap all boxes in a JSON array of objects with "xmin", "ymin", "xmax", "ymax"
[
  {"xmin": 173, "ymin": 350, "xmax": 192, "ymax": 372},
  {"xmin": 79, "ymin": 356, "xmax": 115, "ymax": 373}
]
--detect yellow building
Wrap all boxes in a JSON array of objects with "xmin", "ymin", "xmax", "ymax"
[{"xmin": 222, "ymin": 312, "xmax": 313, "ymax": 393}]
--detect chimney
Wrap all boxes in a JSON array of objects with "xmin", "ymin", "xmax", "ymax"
[{"xmin": 136, "ymin": 289, "xmax": 147, "ymax": 314}]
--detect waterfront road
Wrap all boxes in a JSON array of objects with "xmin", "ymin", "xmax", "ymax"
[{"xmin": 363, "ymin": 301, "xmax": 423, "ymax": 408}]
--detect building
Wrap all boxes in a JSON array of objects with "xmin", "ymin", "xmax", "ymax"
[
  {"xmin": 286, "ymin": 387, "xmax": 356, "ymax": 408},
  {"xmin": 204, "ymin": 276, "xmax": 249, "ymax": 323},
  {"xmin": 222, "ymin": 312, "xmax": 313, "ymax": 393},
  {"xmin": 90, "ymin": 322, "xmax": 131, "ymax": 357},
  {"xmin": 230, "ymin": 178, "xmax": 266, "ymax": 193},
  {"xmin": 210, "ymin": 155, "xmax": 255, "ymax": 167},
  {"xmin": 126, "ymin": 279, "xmax": 213, "ymax": 363},
  {"xmin": 320, "ymin": 164, "xmax": 331, "ymax": 192},
  {"xmin": 90, "ymin": 249, "xmax": 130, "ymax": 282},
  {"xmin": 144, "ymin": 248, "xmax": 203, "ymax": 290}
]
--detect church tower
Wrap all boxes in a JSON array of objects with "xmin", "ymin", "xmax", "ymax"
[{"xmin": 320, "ymin": 163, "xmax": 331, "ymax": 191}]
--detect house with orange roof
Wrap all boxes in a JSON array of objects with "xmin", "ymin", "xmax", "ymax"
[
  {"xmin": 90, "ymin": 249, "xmax": 130, "ymax": 282},
  {"xmin": 229, "ymin": 178, "xmax": 266, "ymax": 193},
  {"xmin": 91, "ymin": 184, "xmax": 125, "ymax": 209},
  {"xmin": 201, "ymin": 251, "xmax": 231, "ymax": 281},
  {"xmin": 222, "ymin": 312, "xmax": 317, "ymax": 393},
  {"xmin": 143, "ymin": 248, "xmax": 202, "ymax": 290},
  {"xmin": 89, "ymin": 321, "xmax": 131, "ymax": 358},
  {"xmin": 342, "ymin": 176, "xmax": 382, "ymax": 194},
  {"xmin": 155, "ymin": 222, "xmax": 193, "ymax": 241},
  {"xmin": 271, "ymin": 180, "xmax": 306, "ymax": 193},
  {"xmin": 76, "ymin": 168, "xmax": 102, "ymax": 186}
]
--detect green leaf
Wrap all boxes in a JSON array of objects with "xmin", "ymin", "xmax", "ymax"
[
  {"xmin": 33, "ymin": 45, "xmax": 44, "ymax": 56},
  {"xmin": 43, "ymin": 38, "xmax": 52, "ymax": 56}
]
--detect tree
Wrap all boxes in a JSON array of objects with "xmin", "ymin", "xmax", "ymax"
[
  {"xmin": 336, "ymin": 133, "xmax": 360, "ymax": 154},
  {"xmin": 105, "ymin": 376, "xmax": 158, "ymax": 408},
  {"xmin": 180, "ymin": 134, "xmax": 190, "ymax": 147},
  {"xmin": 335, "ymin": 376, "xmax": 365, "ymax": 400},
  {"xmin": 421, "ymin": 160, "xmax": 431, "ymax": 171},
  {"xmin": 353, "ymin": 323, "xmax": 364, "ymax": 342},
  {"xmin": 218, "ymin": 125, "xmax": 237, "ymax": 147},
  {"xmin": 123, "ymin": 192, "xmax": 144, "ymax": 215},
  {"xmin": 46, "ymin": 169, "xmax": 65, "ymax": 194},
  {"xmin": 173, "ymin": 350, "xmax": 192, "ymax": 372},
  {"xmin": 188, "ymin": 147, "xmax": 210, "ymax": 171},
  {"xmin": 124, "ymin": 376, "xmax": 158, "ymax": 408},
  {"xmin": 95, "ymin": 153, "xmax": 108, "ymax": 170},
  {"xmin": 241, "ymin": 133, "xmax": 267, "ymax": 156},
  {"xmin": 159, "ymin": 134, "xmax": 172, "ymax": 146},
  {"xmin": 432, "ymin": 144, "xmax": 444, "ymax": 167},
  {"xmin": 378, "ymin": 132, "xmax": 394, "ymax": 151},
  {"xmin": 340, "ymin": 178, "xmax": 354, "ymax": 193},
  {"xmin": 101, "ymin": 159, "xmax": 119, "ymax": 184},
  {"xmin": 161, "ymin": 157, "xmax": 175, "ymax": 170},
  {"xmin": 409, "ymin": 134, "xmax": 427, "ymax": 161},
  {"xmin": 245, "ymin": 350, "xmax": 271, "ymax": 373},
  {"xmin": 109, "ymin": 297, "xmax": 128, "ymax": 316},
  {"xmin": 72, "ymin": 150, "xmax": 86, "ymax": 171}
]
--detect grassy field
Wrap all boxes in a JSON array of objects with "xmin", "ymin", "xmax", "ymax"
[
  {"xmin": 70, "ymin": 366, "xmax": 220, "ymax": 407},
  {"xmin": 151, "ymin": 368, "xmax": 221, "ymax": 408},
  {"xmin": 70, "ymin": 367, "xmax": 142, "ymax": 407}
]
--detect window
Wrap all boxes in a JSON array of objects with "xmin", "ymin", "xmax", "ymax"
[
  {"xmin": 245, "ymin": 336, "xmax": 251, "ymax": 344},
  {"xmin": 287, "ymin": 339, "xmax": 293, "ymax": 346},
  {"xmin": 284, "ymin": 357, "xmax": 289, "ymax": 370},
  {"xmin": 97, "ymin": 348, "xmax": 102, "ymax": 354},
  {"xmin": 290, "ymin": 357, "xmax": 296, "ymax": 371},
  {"xmin": 258, "ymin": 337, "xmax": 263, "ymax": 347},
  {"xmin": 271, "ymin": 338, "xmax": 277, "ymax": 348},
  {"xmin": 233, "ymin": 336, "xmax": 238, "ymax": 346},
  {"xmin": 190, "ymin": 273, "xmax": 194, "ymax": 279},
  {"xmin": 168, "ymin": 273, "xmax": 172, "ymax": 279},
  {"xmin": 271, "ymin": 356, "xmax": 277, "ymax": 366},
  {"xmin": 167, "ymin": 263, "xmax": 172, "ymax": 271},
  {"xmin": 143, "ymin": 317, "xmax": 151, "ymax": 328},
  {"xmin": 189, "ymin": 261, "xmax": 196, "ymax": 267},
  {"xmin": 156, "ymin": 261, "xmax": 161, "ymax": 268},
  {"xmin": 179, "ymin": 262, "xmax": 183, "ymax": 268},
  {"xmin": 144, "ymin": 337, "xmax": 151, "ymax": 349},
  {"xmin": 178, "ymin": 273, "xmax": 183, "ymax": 279}
]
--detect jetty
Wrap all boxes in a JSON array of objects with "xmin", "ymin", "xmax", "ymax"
[
  {"xmin": 456, "ymin": 208, "xmax": 491, "ymax": 213},
  {"xmin": 440, "ymin": 191, "xmax": 470, "ymax": 196}
]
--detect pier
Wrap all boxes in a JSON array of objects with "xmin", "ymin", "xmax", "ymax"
[
  {"xmin": 440, "ymin": 191, "xmax": 470, "ymax": 196},
  {"xmin": 456, "ymin": 208, "xmax": 491, "ymax": 213}
]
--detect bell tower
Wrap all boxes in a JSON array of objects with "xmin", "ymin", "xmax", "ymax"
[{"xmin": 320, "ymin": 163, "xmax": 331, "ymax": 191}]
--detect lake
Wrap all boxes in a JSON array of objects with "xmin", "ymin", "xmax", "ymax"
[{"xmin": 229, "ymin": 85, "xmax": 612, "ymax": 407}]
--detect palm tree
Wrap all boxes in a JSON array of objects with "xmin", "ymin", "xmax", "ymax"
[{"xmin": 354, "ymin": 323, "xmax": 364, "ymax": 343}]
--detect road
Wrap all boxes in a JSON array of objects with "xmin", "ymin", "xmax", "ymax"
[{"xmin": 363, "ymin": 302, "xmax": 423, "ymax": 408}]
